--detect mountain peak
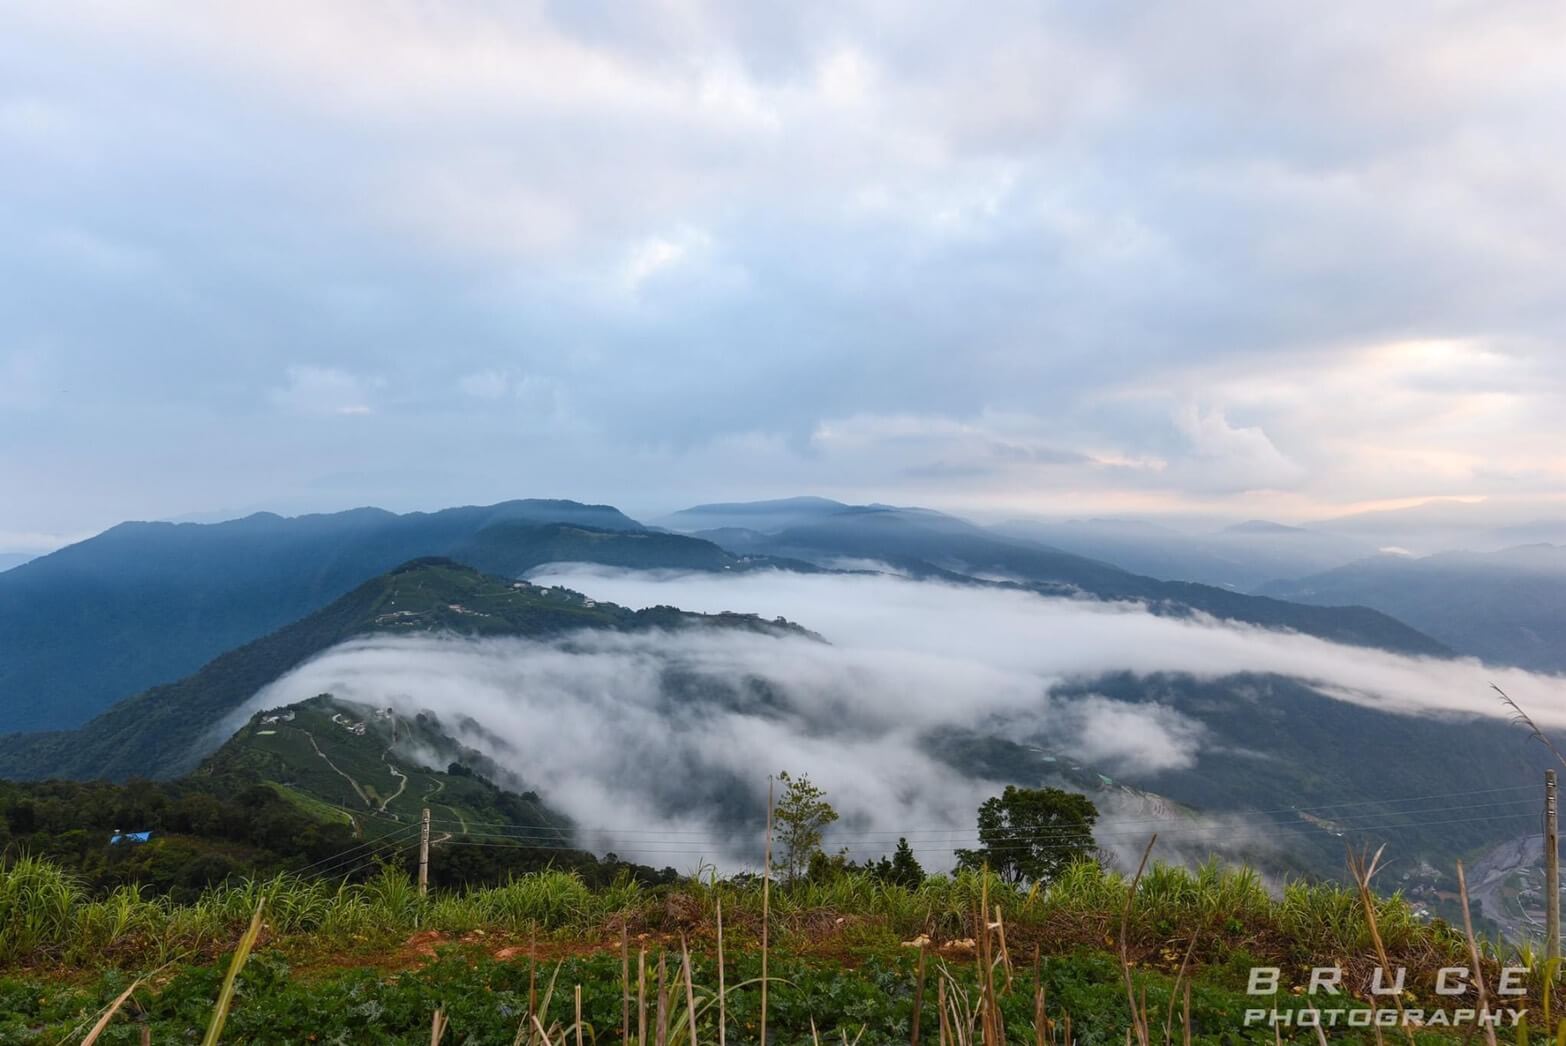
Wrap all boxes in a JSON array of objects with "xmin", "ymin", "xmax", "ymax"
[{"xmin": 1223, "ymin": 520, "xmax": 1308, "ymax": 535}]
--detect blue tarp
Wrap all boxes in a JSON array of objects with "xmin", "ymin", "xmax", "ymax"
[{"xmin": 109, "ymin": 831, "xmax": 152, "ymax": 845}]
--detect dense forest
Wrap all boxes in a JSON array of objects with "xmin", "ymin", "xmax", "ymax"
[{"xmin": 0, "ymin": 772, "xmax": 677, "ymax": 900}]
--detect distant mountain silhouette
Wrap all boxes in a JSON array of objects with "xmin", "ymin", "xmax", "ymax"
[
  {"xmin": 680, "ymin": 501, "xmax": 1449, "ymax": 658},
  {"xmin": 0, "ymin": 500, "xmax": 778, "ymax": 732},
  {"xmin": 1260, "ymin": 545, "xmax": 1566, "ymax": 671}
]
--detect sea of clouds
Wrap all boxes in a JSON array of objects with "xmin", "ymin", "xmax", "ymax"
[{"xmin": 231, "ymin": 566, "xmax": 1565, "ymax": 871}]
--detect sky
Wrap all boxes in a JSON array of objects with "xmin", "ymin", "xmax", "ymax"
[{"xmin": 4, "ymin": 2, "xmax": 1566, "ymax": 551}]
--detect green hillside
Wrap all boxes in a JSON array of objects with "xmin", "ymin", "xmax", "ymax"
[
  {"xmin": 0, "ymin": 689, "xmax": 676, "ymax": 899},
  {"xmin": 201, "ymin": 695, "xmax": 565, "ymax": 842},
  {"xmin": 0, "ymin": 558, "xmax": 811, "ymax": 782}
]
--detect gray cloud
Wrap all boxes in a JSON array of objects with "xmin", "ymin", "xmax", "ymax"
[{"xmin": 3, "ymin": 2, "xmax": 1565, "ymax": 538}]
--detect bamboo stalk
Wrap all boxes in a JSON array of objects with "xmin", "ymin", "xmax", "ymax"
[
  {"xmin": 639, "ymin": 946, "xmax": 648, "ymax": 1046},
  {"xmin": 979, "ymin": 872, "xmax": 999, "ymax": 1045},
  {"xmin": 576, "ymin": 984, "xmax": 584, "ymax": 1046},
  {"xmin": 762, "ymin": 775, "xmax": 773, "ymax": 1046},
  {"xmin": 716, "ymin": 897, "xmax": 727, "ymax": 1046},
  {"xmin": 622, "ymin": 925, "xmax": 631, "ymax": 1045},
  {"xmin": 1162, "ymin": 933, "xmax": 1200, "ymax": 1046},
  {"xmin": 938, "ymin": 976, "xmax": 950, "ymax": 1046},
  {"xmin": 682, "ymin": 935, "xmax": 699, "ymax": 1046},
  {"xmin": 995, "ymin": 905, "xmax": 1013, "ymax": 995},
  {"xmin": 656, "ymin": 950, "xmax": 669, "ymax": 1046},
  {"xmin": 911, "ymin": 944, "xmax": 927, "ymax": 1046}
]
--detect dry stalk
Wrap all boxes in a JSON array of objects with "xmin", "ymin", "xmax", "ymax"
[
  {"xmin": 1120, "ymin": 836, "xmax": 1157, "ymax": 1046},
  {"xmin": 1347, "ymin": 845, "xmax": 1414, "ymax": 1046},
  {"xmin": 1457, "ymin": 860, "xmax": 1500, "ymax": 1046}
]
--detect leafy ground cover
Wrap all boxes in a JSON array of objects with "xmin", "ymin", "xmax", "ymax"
[{"xmin": 1, "ymin": 946, "xmax": 1407, "ymax": 1045}]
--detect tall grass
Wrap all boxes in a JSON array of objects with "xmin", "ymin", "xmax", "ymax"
[
  {"xmin": 14, "ymin": 847, "xmax": 1542, "ymax": 1046},
  {"xmin": 0, "ymin": 852, "xmax": 1473, "ymax": 979}
]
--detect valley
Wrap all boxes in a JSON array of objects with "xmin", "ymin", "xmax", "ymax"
[{"xmin": 1, "ymin": 496, "xmax": 1562, "ymax": 1042}]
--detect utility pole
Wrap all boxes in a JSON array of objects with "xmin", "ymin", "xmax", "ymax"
[
  {"xmin": 1547, "ymin": 770, "xmax": 1559, "ymax": 961},
  {"xmin": 419, "ymin": 807, "xmax": 432, "ymax": 901}
]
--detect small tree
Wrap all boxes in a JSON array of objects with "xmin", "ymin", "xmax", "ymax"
[
  {"xmin": 955, "ymin": 786, "xmax": 1097, "ymax": 885},
  {"xmin": 888, "ymin": 837, "xmax": 924, "ymax": 888},
  {"xmin": 772, "ymin": 770, "xmax": 839, "ymax": 886}
]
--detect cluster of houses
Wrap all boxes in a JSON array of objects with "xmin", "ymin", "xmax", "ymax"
[{"xmin": 330, "ymin": 711, "xmax": 368, "ymax": 736}]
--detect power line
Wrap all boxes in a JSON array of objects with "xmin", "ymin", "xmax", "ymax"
[
  {"xmin": 429, "ymin": 808, "xmax": 1537, "ymax": 860},
  {"xmin": 299, "ymin": 827, "xmax": 423, "ymax": 881},
  {"xmin": 326, "ymin": 841, "xmax": 419, "ymax": 883},
  {"xmin": 289, "ymin": 822, "xmax": 422, "ymax": 877},
  {"xmin": 422, "ymin": 796, "xmax": 1538, "ymax": 850},
  {"xmin": 421, "ymin": 784, "xmax": 1539, "ymax": 840}
]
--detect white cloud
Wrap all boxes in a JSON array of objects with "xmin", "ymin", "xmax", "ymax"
[
  {"xmin": 269, "ymin": 366, "xmax": 379, "ymax": 417},
  {"xmin": 231, "ymin": 567, "xmax": 1566, "ymax": 872},
  {"xmin": 1171, "ymin": 404, "xmax": 1304, "ymax": 493},
  {"xmin": 622, "ymin": 229, "xmax": 709, "ymax": 292}
]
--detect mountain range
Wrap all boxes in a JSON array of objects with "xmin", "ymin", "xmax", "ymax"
[
  {"xmin": 664, "ymin": 498, "xmax": 1448, "ymax": 655},
  {"xmin": 1260, "ymin": 544, "xmax": 1566, "ymax": 672},
  {"xmin": 0, "ymin": 500, "xmax": 805, "ymax": 733},
  {"xmin": 3, "ymin": 494, "xmax": 1561, "ymax": 899},
  {"xmin": 0, "ymin": 557, "xmax": 805, "ymax": 781}
]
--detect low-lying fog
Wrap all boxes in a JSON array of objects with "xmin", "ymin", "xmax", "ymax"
[{"xmin": 235, "ymin": 566, "xmax": 1566, "ymax": 872}]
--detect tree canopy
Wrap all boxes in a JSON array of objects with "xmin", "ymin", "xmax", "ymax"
[{"xmin": 955, "ymin": 786, "xmax": 1098, "ymax": 885}]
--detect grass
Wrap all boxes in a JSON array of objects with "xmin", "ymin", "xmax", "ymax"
[
  {"xmin": 4, "ymin": 850, "xmax": 1556, "ymax": 1042},
  {"xmin": 0, "ymin": 852, "xmax": 1486, "ymax": 974}
]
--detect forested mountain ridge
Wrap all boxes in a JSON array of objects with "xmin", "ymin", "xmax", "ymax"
[
  {"xmin": 0, "ymin": 501, "xmax": 788, "ymax": 733},
  {"xmin": 683, "ymin": 502, "xmax": 1451, "ymax": 658},
  {"xmin": 0, "ymin": 691, "xmax": 669, "ymax": 899},
  {"xmin": 2, "ymin": 495, "xmax": 1451, "ymax": 740},
  {"xmin": 0, "ymin": 558, "xmax": 811, "ymax": 782}
]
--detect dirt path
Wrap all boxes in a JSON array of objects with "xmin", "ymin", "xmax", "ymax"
[
  {"xmin": 300, "ymin": 729, "xmax": 371, "ymax": 808},
  {"xmin": 378, "ymin": 755, "xmax": 408, "ymax": 814}
]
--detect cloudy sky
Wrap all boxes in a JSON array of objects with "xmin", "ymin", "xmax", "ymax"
[{"xmin": 4, "ymin": 1, "xmax": 1565, "ymax": 550}]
